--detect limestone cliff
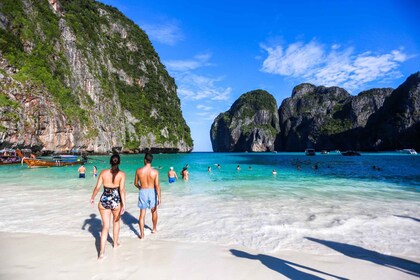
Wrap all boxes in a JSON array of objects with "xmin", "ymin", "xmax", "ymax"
[
  {"xmin": 210, "ymin": 89, "xmax": 279, "ymax": 152},
  {"xmin": 277, "ymin": 84, "xmax": 353, "ymax": 151},
  {"xmin": 0, "ymin": 0, "xmax": 193, "ymax": 153},
  {"xmin": 364, "ymin": 72, "xmax": 420, "ymax": 150},
  {"xmin": 276, "ymin": 75, "xmax": 418, "ymax": 151}
]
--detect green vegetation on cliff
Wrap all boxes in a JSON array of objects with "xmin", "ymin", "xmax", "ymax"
[
  {"xmin": 0, "ymin": 0, "xmax": 87, "ymax": 123},
  {"xmin": 0, "ymin": 0, "xmax": 192, "ymax": 150}
]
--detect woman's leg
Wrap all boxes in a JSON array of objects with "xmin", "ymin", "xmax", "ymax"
[
  {"xmin": 111, "ymin": 206, "xmax": 121, "ymax": 247},
  {"xmin": 98, "ymin": 204, "xmax": 111, "ymax": 259}
]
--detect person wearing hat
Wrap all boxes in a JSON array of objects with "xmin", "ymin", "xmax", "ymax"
[{"xmin": 167, "ymin": 166, "xmax": 178, "ymax": 183}]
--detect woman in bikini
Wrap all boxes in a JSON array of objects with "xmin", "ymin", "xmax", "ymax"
[{"xmin": 90, "ymin": 154, "xmax": 126, "ymax": 260}]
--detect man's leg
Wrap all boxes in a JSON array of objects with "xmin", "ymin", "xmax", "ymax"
[
  {"xmin": 138, "ymin": 209, "xmax": 146, "ymax": 239},
  {"xmin": 151, "ymin": 207, "xmax": 158, "ymax": 233}
]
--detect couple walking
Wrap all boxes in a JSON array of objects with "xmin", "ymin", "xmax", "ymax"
[{"xmin": 90, "ymin": 152, "xmax": 161, "ymax": 260}]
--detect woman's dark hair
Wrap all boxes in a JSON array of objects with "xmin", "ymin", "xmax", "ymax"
[{"xmin": 110, "ymin": 154, "xmax": 120, "ymax": 183}]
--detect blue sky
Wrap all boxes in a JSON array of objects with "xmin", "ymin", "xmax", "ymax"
[{"xmin": 100, "ymin": 0, "xmax": 420, "ymax": 151}]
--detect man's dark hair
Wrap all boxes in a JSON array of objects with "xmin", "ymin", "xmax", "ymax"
[{"xmin": 144, "ymin": 152, "xmax": 153, "ymax": 163}]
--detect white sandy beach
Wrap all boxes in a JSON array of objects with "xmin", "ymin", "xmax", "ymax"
[
  {"xmin": 1, "ymin": 231, "xmax": 419, "ymax": 280},
  {"xmin": 1, "ymin": 162, "xmax": 420, "ymax": 280}
]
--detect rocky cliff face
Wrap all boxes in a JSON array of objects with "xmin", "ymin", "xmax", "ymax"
[
  {"xmin": 277, "ymin": 84, "xmax": 394, "ymax": 151},
  {"xmin": 210, "ymin": 77, "xmax": 418, "ymax": 152},
  {"xmin": 0, "ymin": 0, "xmax": 192, "ymax": 153},
  {"xmin": 277, "ymin": 84, "xmax": 352, "ymax": 151},
  {"xmin": 210, "ymin": 89, "xmax": 279, "ymax": 152},
  {"xmin": 364, "ymin": 72, "xmax": 420, "ymax": 150},
  {"xmin": 275, "ymin": 74, "xmax": 420, "ymax": 151}
]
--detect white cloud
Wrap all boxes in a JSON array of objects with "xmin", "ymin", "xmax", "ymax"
[
  {"xmin": 177, "ymin": 73, "xmax": 232, "ymax": 101},
  {"xmin": 142, "ymin": 21, "xmax": 184, "ymax": 46},
  {"xmin": 195, "ymin": 112, "xmax": 218, "ymax": 121},
  {"xmin": 196, "ymin": 104, "xmax": 213, "ymax": 111},
  {"xmin": 260, "ymin": 40, "xmax": 411, "ymax": 92},
  {"xmin": 166, "ymin": 53, "xmax": 212, "ymax": 71},
  {"xmin": 166, "ymin": 53, "xmax": 232, "ymax": 101}
]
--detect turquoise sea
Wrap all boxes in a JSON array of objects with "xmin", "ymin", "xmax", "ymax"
[{"xmin": 1, "ymin": 152, "xmax": 419, "ymax": 257}]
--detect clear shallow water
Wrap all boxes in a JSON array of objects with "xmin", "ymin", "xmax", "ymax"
[{"xmin": 0, "ymin": 152, "xmax": 419, "ymax": 257}]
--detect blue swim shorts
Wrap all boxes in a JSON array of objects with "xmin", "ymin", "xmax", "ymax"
[
  {"xmin": 138, "ymin": 188, "xmax": 158, "ymax": 209},
  {"xmin": 79, "ymin": 173, "xmax": 85, "ymax": 178},
  {"xmin": 168, "ymin": 177, "xmax": 176, "ymax": 183}
]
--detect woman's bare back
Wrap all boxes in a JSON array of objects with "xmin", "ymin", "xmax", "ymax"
[{"xmin": 101, "ymin": 169, "xmax": 124, "ymax": 188}]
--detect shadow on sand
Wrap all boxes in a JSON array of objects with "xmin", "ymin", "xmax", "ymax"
[
  {"xmin": 82, "ymin": 213, "xmax": 113, "ymax": 256},
  {"xmin": 305, "ymin": 237, "xmax": 420, "ymax": 277},
  {"xmin": 394, "ymin": 215, "xmax": 420, "ymax": 222},
  {"xmin": 230, "ymin": 249, "xmax": 348, "ymax": 280},
  {"xmin": 121, "ymin": 211, "xmax": 153, "ymax": 238},
  {"xmin": 121, "ymin": 211, "xmax": 141, "ymax": 238}
]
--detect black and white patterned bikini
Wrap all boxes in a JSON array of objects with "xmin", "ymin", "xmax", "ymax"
[{"xmin": 100, "ymin": 187, "xmax": 121, "ymax": 209}]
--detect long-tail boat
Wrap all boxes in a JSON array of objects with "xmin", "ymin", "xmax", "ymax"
[
  {"xmin": 0, "ymin": 149, "xmax": 22, "ymax": 165},
  {"xmin": 17, "ymin": 149, "xmax": 86, "ymax": 168}
]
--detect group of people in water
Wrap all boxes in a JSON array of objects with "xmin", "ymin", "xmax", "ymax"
[
  {"xmin": 167, "ymin": 165, "xmax": 189, "ymax": 183},
  {"xmin": 89, "ymin": 153, "xmax": 160, "ymax": 260}
]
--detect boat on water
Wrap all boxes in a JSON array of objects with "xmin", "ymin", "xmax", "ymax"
[
  {"xmin": 397, "ymin": 149, "xmax": 417, "ymax": 155},
  {"xmin": 17, "ymin": 150, "xmax": 86, "ymax": 168},
  {"xmin": 52, "ymin": 154, "xmax": 80, "ymax": 162},
  {"xmin": 320, "ymin": 150, "xmax": 329, "ymax": 155},
  {"xmin": 341, "ymin": 150, "xmax": 361, "ymax": 156},
  {"xmin": 305, "ymin": 148, "xmax": 316, "ymax": 156},
  {"xmin": 0, "ymin": 149, "xmax": 21, "ymax": 165}
]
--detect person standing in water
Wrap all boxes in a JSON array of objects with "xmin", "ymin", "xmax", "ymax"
[
  {"xmin": 167, "ymin": 166, "xmax": 178, "ymax": 183},
  {"xmin": 90, "ymin": 154, "xmax": 126, "ymax": 260},
  {"xmin": 181, "ymin": 166, "xmax": 189, "ymax": 181},
  {"xmin": 78, "ymin": 163, "xmax": 86, "ymax": 178},
  {"xmin": 134, "ymin": 152, "xmax": 161, "ymax": 239}
]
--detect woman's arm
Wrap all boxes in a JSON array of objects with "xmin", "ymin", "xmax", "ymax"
[
  {"xmin": 119, "ymin": 172, "xmax": 126, "ymax": 214},
  {"xmin": 90, "ymin": 171, "xmax": 103, "ymax": 204}
]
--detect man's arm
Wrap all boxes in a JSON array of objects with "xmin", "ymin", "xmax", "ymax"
[
  {"xmin": 134, "ymin": 169, "xmax": 140, "ymax": 189},
  {"xmin": 154, "ymin": 171, "xmax": 161, "ymax": 206}
]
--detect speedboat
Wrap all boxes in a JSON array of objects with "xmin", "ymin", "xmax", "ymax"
[
  {"xmin": 341, "ymin": 150, "xmax": 361, "ymax": 156},
  {"xmin": 305, "ymin": 148, "xmax": 316, "ymax": 156},
  {"xmin": 397, "ymin": 149, "xmax": 417, "ymax": 155}
]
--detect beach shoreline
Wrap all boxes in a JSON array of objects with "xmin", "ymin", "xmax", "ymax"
[{"xmin": 1, "ymin": 232, "xmax": 419, "ymax": 280}]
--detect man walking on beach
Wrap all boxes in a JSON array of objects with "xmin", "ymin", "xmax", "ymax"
[{"xmin": 134, "ymin": 152, "xmax": 161, "ymax": 239}]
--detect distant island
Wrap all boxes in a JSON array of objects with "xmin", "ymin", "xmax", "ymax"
[{"xmin": 211, "ymin": 72, "xmax": 420, "ymax": 152}]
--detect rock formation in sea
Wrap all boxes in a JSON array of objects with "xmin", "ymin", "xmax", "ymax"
[
  {"xmin": 0, "ymin": 0, "xmax": 193, "ymax": 153},
  {"xmin": 210, "ymin": 89, "xmax": 280, "ymax": 152},
  {"xmin": 363, "ymin": 72, "xmax": 420, "ymax": 151},
  {"xmin": 210, "ymin": 72, "xmax": 419, "ymax": 152},
  {"xmin": 277, "ymin": 84, "xmax": 392, "ymax": 151}
]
